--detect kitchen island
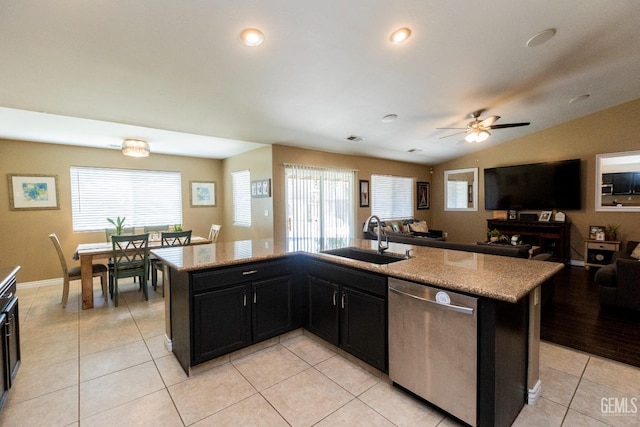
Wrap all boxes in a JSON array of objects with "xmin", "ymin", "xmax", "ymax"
[{"xmin": 152, "ymin": 238, "xmax": 563, "ymax": 427}]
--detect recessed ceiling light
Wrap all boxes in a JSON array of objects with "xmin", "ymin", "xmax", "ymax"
[
  {"xmin": 382, "ymin": 114, "xmax": 398, "ymax": 123},
  {"xmin": 240, "ymin": 28, "xmax": 264, "ymax": 46},
  {"xmin": 389, "ymin": 27, "xmax": 411, "ymax": 44},
  {"xmin": 569, "ymin": 94, "xmax": 590, "ymax": 103},
  {"xmin": 526, "ymin": 28, "xmax": 557, "ymax": 47}
]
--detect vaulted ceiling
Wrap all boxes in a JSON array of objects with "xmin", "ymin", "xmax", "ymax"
[{"xmin": 1, "ymin": 1, "xmax": 639, "ymax": 163}]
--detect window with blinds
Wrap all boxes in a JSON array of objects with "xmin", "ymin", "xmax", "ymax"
[
  {"xmin": 285, "ymin": 164, "xmax": 355, "ymax": 251},
  {"xmin": 371, "ymin": 174, "xmax": 414, "ymax": 220},
  {"xmin": 231, "ymin": 170, "xmax": 251, "ymax": 227},
  {"xmin": 70, "ymin": 166, "xmax": 182, "ymax": 232},
  {"xmin": 447, "ymin": 180, "xmax": 469, "ymax": 209}
]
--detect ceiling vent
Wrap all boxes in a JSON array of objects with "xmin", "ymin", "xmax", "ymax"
[{"xmin": 346, "ymin": 135, "xmax": 365, "ymax": 142}]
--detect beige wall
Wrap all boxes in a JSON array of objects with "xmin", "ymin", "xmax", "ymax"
[
  {"xmin": 0, "ymin": 139, "xmax": 222, "ymax": 282},
  {"xmin": 222, "ymin": 145, "xmax": 274, "ymax": 242},
  {"xmin": 431, "ymin": 98, "xmax": 640, "ymax": 262},
  {"xmin": 271, "ymin": 144, "xmax": 433, "ymax": 241}
]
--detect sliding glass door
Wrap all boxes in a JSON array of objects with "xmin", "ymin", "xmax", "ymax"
[{"xmin": 285, "ymin": 165, "xmax": 355, "ymax": 251}]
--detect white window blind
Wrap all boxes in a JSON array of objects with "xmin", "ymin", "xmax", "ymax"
[
  {"xmin": 371, "ymin": 174, "xmax": 414, "ymax": 220},
  {"xmin": 70, "ymin": 166, "xmax": 182, "ymax": 232},
  {"xmin": 231, "ymin": 170, "xmax": 251, "ymax": 227},
  {"xmin": 285, "ymin": 164, "xmax": 355, "ymax": 251},
  {"xmin": 447, "ymin": 180, "xmax": 469, "ymax": 209}
]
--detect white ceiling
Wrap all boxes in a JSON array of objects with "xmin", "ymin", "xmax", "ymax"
[{"xmin": 1, "ymin": 0, "xmax": 639, "ymax": 164}]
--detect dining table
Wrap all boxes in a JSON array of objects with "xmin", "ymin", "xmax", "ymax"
[{"xmin": 74, "ymin": 235, "xmax": 211, "ymax": 309}]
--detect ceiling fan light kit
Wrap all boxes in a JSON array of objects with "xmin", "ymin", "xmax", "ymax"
[{"xmin": 438, "ymin": 109, "xmax": 530, "ymax": 143}]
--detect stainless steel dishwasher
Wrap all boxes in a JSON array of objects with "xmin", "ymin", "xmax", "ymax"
[{"xmin": 388, "ymin": 278, "xmax": 478, "ymax": 426}]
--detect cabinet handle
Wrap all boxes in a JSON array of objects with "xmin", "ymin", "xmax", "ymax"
[
  {"xmin": 6, "ymin": 314, "xmax": 13, "ymax": 337},
  {"xmin": 341, "ymin": 292, "xmax": 345, "ymax": 309},
  {"xmin": 242, "ymin": 270, "xmax": 258, "ymax": 276},
  {"xmin": 243, "ymin": 290, "xmax": 247, "ymax": 307},
  {"xmin": 253, "ymin": 291, "xmax": 257, "ymax": 304},
  {"xmin": 332, "ymin": 290, "xmax": 337, "ymax": 306}
]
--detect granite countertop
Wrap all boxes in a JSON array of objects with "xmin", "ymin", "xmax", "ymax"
[
  {"xmin": 152, "ymin": 238, "xmax": 563, "ymax": 303},
  {"xmin": 0, "ymin": 266, "xmax": 21, "ymax": 290}
]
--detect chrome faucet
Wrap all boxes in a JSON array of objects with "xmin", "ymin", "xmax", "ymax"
[{"xmin": 363, "ymin": 215, "xmax": 389, "ymax": 254}]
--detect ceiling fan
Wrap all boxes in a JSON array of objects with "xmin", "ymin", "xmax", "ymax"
[{"xmin": 437, "ymin": 109, "xmax": 530, "ymax": 143}]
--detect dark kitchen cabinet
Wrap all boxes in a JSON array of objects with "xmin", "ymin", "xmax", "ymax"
[
  {"xmin": 306, "ymin": 260, "xmax": 387, "ymax": 372},
  {"xmin": 0, "ymin": 266, "xmax": 21, "ymax": 412},
  {"xmin": 307, "ymin": 277, "xmax": 339, "ymax": 344},
  {"xmin": 193, "ymin": 284, "xmax": 251, "ymax": 364},
  {"xmin": 171, "ymin": 258, "xmax": 296, "ymax": 373},
  {"xmin": 340, "ymin": 286, "xmax": 386, "ymax": 370},
  {"xmin": 252, "ymin": 275, "xmax": 293, "ymax": 342}
]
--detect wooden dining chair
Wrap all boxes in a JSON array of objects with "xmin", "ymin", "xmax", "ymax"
[
  {"xmin": 151, "ymin": 230, "xmax": 192, "ymax": 293},
  {"xmin": 49, "ymin": 233, "xmax": 108, "ymax": 308},
  {"xmin": 110, "ymin": 233, "xmax": 149, "ymax": 307},
  {"xmin": 209, "ymin": 224, "xmax": 221, "ymax": 242}
]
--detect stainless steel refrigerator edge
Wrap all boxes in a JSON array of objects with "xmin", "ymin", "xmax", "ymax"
[{"xmin": 388, "ymin": 278, "xmax": 478, "ymax": 426}]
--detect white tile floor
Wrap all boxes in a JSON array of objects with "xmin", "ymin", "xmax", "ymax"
[{"xmin": 1, "ymin": 278, "xmax": 639, "ymax": 426}]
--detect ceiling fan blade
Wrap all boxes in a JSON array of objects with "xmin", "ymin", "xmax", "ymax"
[
  {"xmin": 488, "ymin": 122, "xmax": 530, "ymax": 129},
  {"xmin": 438, "ymin": 131, "xmax": 467, "ymax": 139},
  {"xmin": 479, "ymin": 115, "xmax": 500, "ymax": 127},
  {"xmin": 436, "ymin": 127, "xmax": 467, "ymax": 130}
]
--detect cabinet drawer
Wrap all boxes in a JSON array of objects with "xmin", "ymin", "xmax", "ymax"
[
  {"xmin": 586, "ymin": 242, "xmax": 618, "ymax": 251},
  {"xmin": 193, "ymin": 258, "xmax": 291, "ymax": 293}
]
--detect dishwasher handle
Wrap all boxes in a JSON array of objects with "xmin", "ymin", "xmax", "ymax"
[{"xmin": 389, "ymin": 286, "xmax": 475, "ymax": 315}]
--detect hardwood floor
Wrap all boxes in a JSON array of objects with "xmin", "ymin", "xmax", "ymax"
[{"xmin": 541, "ymin": 265, "xmax": 640, "ymax": 368}]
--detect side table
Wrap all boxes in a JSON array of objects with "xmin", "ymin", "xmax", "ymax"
[{"xmin": 584, "ymin": 240, "xmax": 621, "ymax": 270}]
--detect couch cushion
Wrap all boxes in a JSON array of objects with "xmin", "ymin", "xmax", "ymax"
[
  {"xmin": 409, "ymin": 221, "xmax": 429, "ymax": 233},
  {"xmin": 630, "ymin": 242, "xmax": 640, "ymax": 259}
]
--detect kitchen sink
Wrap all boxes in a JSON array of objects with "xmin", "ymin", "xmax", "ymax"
[{"xmin": 321, "ymin": 247, "xmax": 406, "ymax": 264}]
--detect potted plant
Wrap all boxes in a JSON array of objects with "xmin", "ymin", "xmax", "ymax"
[
  {"xmin": 605, "ymin": 224, "xmax": 620, "ymax": 241},
  {"xmin": 107, "ymin": 216, "xmax": 126, "ymax": 235},
  {"xmin": 488, "ymin": 228, "xmax": 502, "ymax": 243},
  {"xmin": 173, "ymin": 224, "xmax": 183, "ymax": 232}
]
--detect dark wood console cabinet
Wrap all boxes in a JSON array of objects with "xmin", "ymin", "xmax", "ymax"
[
  {"xmin": 0, "ymin": 266, "xmax": 21, "ymax": 412},
  {"xmin": 487, "ymin": 219, "xmax": 571, "ymax": 264}
]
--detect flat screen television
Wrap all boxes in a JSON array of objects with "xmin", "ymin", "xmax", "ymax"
[{"xmin": 484, "ymin": 159, "xmax": 581, "ymax": 210}]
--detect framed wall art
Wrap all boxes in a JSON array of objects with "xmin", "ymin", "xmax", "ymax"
[
  {"xmin": 417, "ymin": 181, "xmax": 430, "ymax": 209},
  {"xmin": 190, "ymin": 181, "xmax": 216, "ymax": 207},
  {"xmin": 252, "ymin": 179, "xmax": 271, "ymax": 198},
  {"xmin": 8, "ymin": 174, "xmax": 59, "ymax": 210},
  {"xmin": 359, "ymin": 180, "xmax": 369, "ymax": 207}
]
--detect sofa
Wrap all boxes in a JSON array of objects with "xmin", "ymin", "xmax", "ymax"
[
  {"xmin": 595, "ymin": 240, "xmax": 640, "ymax": 311},
  {"xmin": 363, "ymin": 219, "xmax": 445, "ymax": 241},
  {"xmin": 363, "ymin": 219, "xmax": 533, "ymax": 258}
]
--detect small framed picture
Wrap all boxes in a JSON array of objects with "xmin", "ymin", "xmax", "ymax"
[
  {"xmin": 190, "ymin": 181, "xmax": 216, "ymax": 207},
  {"xmin": 417, "ymin": 182, "xmax": 430, "ymax": 209},
  {"xmin": 539, "ymin": 210, "xmax": 552, "ymax": 222},
  {"xmin": 359, "ymin": 180, "xmax": 369, "ymax": 207},
  {"xmin": 589, "ymin": 225, "xmax": 605, "ymax": 240},
  {"xmin": 8, "ymin": 174, "xmax": 60, "ymax": 210},
  {"xmin": 251, "ymin": 179, "xmax": 271, "ymax": 198},
  {"xmin": 508, "ymin": 210, "xmax": 517, "ymax": 220}
]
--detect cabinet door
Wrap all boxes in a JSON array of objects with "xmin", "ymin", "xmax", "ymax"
[
  {"xmin": 4, "ymin": 298, "xmax": 19, "ymax": 385},
  {"xmin": 340, "ymin": 286, "xmax": 386, "ymax": 371},
  {"xmin": 193, "ymin": 284, "xmax": 250, "ymax": 364},
  {"xmin": 307, "ymin": 276, "xmax": 339, "ymax": 345},
  {"xmin": 0, "ymin": 312, "xmax": 7, "ymax": 409},
  {"xmin": 252, "ymin": 275, "xmax": 293, "ymax": 342}
]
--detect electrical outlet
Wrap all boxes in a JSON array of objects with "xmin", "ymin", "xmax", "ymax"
[
  {"xmin": 444, "ymin": 232, "xmax": 448, "ymax": 238},
  {"xmin": 264, "ymin": 209, "xmax": 269, "ymax": 217}
]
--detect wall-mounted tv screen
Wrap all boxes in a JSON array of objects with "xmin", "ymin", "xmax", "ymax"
[{"xmin": 484, "ymin": 159, "xmax": 581, "ymax": 210}]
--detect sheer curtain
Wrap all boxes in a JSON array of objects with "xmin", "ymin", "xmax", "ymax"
[{"xmin": 285, "ymin": 164, "xmax": 356, "ymax": 251}]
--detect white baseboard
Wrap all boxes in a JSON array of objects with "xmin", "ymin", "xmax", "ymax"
[
  {"xmin": 164, "ymin": 334, "xmax": 173, "ymax": 352},
  {"xmin": 528, "ymin": 379, "xmax": 542, "ymax": 405},
  {"xmin": 18, "ymin": 278, "xmax": 62, "ymax": 289},
  {"xmin": 570, "ymin": 259, "xmax": 585, "ymax": 267}
]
